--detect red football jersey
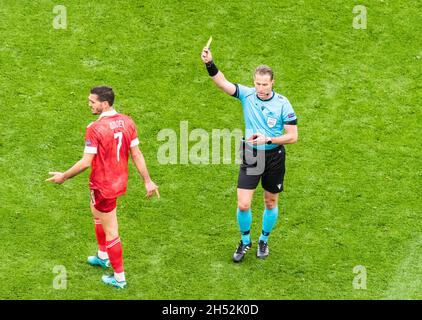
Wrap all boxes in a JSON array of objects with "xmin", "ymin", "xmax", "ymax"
[{"xmin": 84, "ymin": 110, "xmax": 139, "ymax": 199}]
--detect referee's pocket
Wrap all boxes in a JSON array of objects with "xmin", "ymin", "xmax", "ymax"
[
  {"xmin": 239, "ymin": 139, "xmax": 258, "ymax": 167},
  {"xmin": 278, "ymin": 145, "xmax": 286, "ymax": 157}
]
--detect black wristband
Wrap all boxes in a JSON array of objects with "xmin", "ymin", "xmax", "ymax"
[{"xmin": 205, "ymin": 60, "xmax": 219, "ymax": 77}]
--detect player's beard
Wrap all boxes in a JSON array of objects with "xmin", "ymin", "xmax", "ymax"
[{"xmin": 91, "ymin": 106, "xmax": 102, "ymax": 115}]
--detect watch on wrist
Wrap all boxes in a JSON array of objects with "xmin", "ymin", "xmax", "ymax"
[{"xmin": 266, "ymin": 138, "xmax": 272, "ymax": 145}]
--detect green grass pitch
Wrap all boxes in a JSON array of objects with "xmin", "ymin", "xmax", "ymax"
[{"xmin": 0, "ymin": 0, "xmax": 421, "ymax": 299}]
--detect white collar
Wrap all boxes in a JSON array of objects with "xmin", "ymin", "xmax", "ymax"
[{"xmin": 99, "ymin": 109, "xmax": 118, "ymax": 119}]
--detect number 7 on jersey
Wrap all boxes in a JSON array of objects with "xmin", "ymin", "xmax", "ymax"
[{"xmin": 114, "ymin": 132, "xmax": 123, "ymax": 162}]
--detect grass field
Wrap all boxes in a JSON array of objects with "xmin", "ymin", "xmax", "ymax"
[{"xmin": 0, "ymin": 0, "xmax": 421, "ymax": 299}]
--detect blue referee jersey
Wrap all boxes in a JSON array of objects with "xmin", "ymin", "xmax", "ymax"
[{"xmin": 233, "ymin": 84, "xmax": 297, "ymax": 150}]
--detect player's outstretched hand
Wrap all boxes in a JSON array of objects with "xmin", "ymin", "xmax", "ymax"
[
  {"xmin": 201, "ymin": 47, "xmax": 213, "ymax": 64},
  {"xmin": 46, "ymin": 172, "xmax": 66, "ymax": 184},
  {"xmin": 145, "ymin": 180, "xmax": 160, "ymax": 199}
]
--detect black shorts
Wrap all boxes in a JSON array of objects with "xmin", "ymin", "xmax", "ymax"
[{"xmin": 237, "ymin": 141, "xmax": 286, "ymax": 193}]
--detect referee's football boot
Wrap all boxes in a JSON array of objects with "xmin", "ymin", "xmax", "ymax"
[
  {"xmin": 256, "ymin": 240, "xmax": 269, "ymax": 259},
  {"xmin": 87, "ymin": 255, "xmax": 111, "ymax": 269},
  {"xmin": 233, "ymin": 240, "xmax": 252, "ymax": 263}
]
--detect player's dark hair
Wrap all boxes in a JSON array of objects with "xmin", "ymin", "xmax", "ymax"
[
  {"xmin": 254, "ymin": 65, "xmax": 274, "ymax": 80},
  {"xmin": 90, "ymin": 86, "xmax": 115, "ymax": 106}
]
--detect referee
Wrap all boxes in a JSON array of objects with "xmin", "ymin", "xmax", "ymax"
[{"xmin": 201, "ymin": 46, "xmax": 298, "ymax": 262}]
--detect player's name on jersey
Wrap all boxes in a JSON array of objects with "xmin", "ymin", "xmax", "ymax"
[{"xmin": 109, "ymin": 119, "xmax": 125, "ymax": 130}]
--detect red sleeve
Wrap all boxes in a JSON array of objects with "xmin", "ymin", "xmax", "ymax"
[{"xmin": 84, "ymin": 124, "xmax": 99, "ymax": 154}]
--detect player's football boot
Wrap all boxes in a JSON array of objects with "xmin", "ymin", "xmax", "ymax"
[
  {"xmin": 256, "ymin": 240, "xmax": 269, "ymax": 259},
  {"xmin": 101, "ymin": 275, "xmax": 127, "ymax": 289},
  {"xmin": 232, "ymin": 240, "xmax": 252, "ymax": 263},
  {"xmin": 87, "ymin": 255, "xmax": 111, "ymax": 269}
]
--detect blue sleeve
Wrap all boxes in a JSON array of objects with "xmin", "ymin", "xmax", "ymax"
[
  {"xmin": 232, "ymin": 84, "xmax": 252, "ymax": 100},
  {"xmin": 281, "ymin": 99, "xmax": 297, "ymax": 124}
]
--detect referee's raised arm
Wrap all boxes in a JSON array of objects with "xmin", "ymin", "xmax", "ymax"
[{"xmin": 201, "ymin": 47, "xmax": 237, "ymax": 96}]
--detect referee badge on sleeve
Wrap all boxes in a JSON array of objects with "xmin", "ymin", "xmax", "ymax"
[{"xmin": 267, "ymin": 117, "xmax": 277, "ymax": 128}]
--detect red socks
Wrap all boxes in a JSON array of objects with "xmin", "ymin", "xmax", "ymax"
[
  {"xmin": 106, "ymin": 237, "xmax": 124, "ymax": 273},
  {"xmin": 94, "ymin": 219, "xmax": 106, "ymax": 252},
  {"xmin": 94, "ymin": 219, "xmax": 124, "ymax": 276}
]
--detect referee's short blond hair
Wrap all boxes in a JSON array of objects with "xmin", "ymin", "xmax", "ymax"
[{"xmin": 254, "ymin": 65, "xmax": 274, "ymax": 80}]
